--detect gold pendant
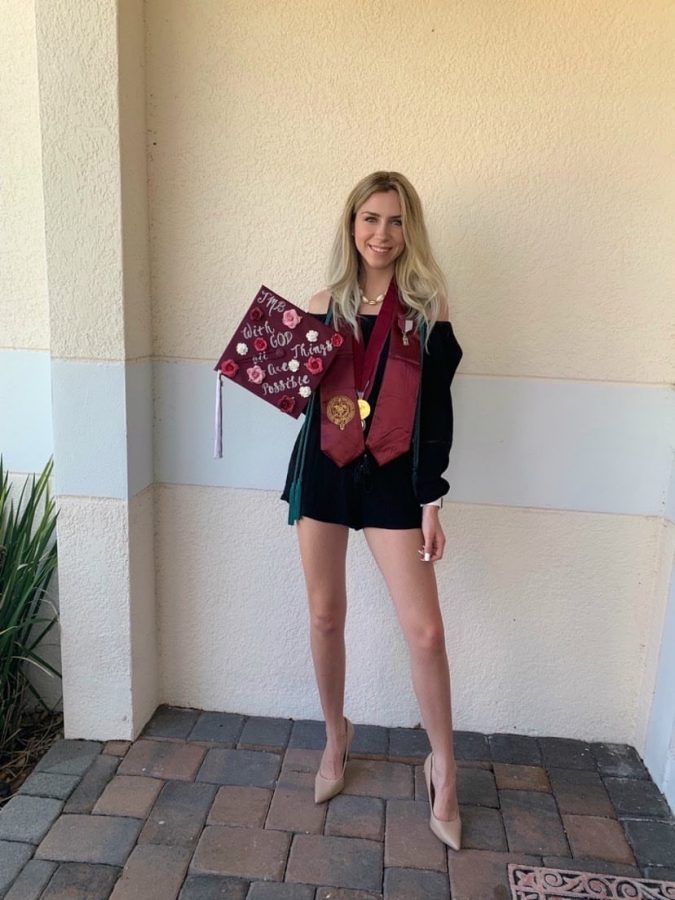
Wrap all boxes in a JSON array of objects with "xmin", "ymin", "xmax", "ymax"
[
  {"xmin": 357, "ymin": 398, "xmax": 371, "ymax": 420},
  {"xmin": 326, "ymin": 395, "xmax": 356, "ymax": 431}
]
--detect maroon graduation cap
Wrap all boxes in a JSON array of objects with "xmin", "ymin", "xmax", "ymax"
[{"xmin": 213, "ymin": 285, "xmax": 341, "ymax": 457}]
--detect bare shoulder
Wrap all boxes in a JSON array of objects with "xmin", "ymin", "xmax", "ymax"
[
  {"xmin": 307, "ymin": 288, "xmax": 331, "ymax": 314},
  {"xmin": 436, "ymin": 295, "xmax": 450, "ymax": 322}
]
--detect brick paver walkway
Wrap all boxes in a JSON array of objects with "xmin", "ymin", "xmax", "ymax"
[{"xmin": 1, "ymin": 706, "xmax": 674, "ymax": 899}]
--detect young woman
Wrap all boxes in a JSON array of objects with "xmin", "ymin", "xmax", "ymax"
[{"xmin": 281, "ymin": 171, "xmax": 463, "ymax": 849}]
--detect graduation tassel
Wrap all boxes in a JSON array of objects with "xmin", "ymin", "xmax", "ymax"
[{"xmin": 213, "ymin": 372, "xmax": 223, "ymax": 458}]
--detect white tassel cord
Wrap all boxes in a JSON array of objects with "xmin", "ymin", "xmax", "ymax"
[{"xmin": 213, "ymin": 372, "xmax": 223, "ymax": 458}]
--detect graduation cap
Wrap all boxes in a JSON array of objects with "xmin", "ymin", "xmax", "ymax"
[{"xmin": 213, "ymin": 285, "xmax": 341, "ymax": 457}]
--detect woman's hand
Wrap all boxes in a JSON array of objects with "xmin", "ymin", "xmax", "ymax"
[{"xmin": 419, "ymin": 506, "xmax": 446, "ymax": 562}]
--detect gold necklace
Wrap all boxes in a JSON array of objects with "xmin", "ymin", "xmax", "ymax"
[{"xmin": 359, "ymin": 290, "xmax": 385, "ymax": 305}]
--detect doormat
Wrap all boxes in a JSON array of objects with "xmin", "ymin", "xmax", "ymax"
[{"xmin": 508, "ymin": 864, "xmax": 675, "ymax": 899}]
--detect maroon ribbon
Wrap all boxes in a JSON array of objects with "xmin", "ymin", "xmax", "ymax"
[
  {"xmin": 364, "ymin": 321, "xmax": 421, "ymax": 465},
  {"xmin": 352, "ymin": 278, "xmax": 399, "ymax": 400},
  {"xmin": 319, "ymin": 283, "xmax": 422, "ymax": 468}
]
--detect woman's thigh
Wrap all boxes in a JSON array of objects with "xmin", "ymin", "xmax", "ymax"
[
  {"xmin": 296, "ymin": 516, "xmax": 350, "ymax": 625},
  {"xmin": 363, "ymin": 527, "xmax": 445, "ymax": 647}
]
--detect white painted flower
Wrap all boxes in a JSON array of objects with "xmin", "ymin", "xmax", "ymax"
[
  {"xmin": 306, "ymin": 330, "xmax": 319, "ymax": 342},
  {"xmin": 299, "ymin": 386, "xmax": 312, "ymax": 398},
  {"xmin": 236, "ymin": 342, "xmax": 248, "ymax": 356},
  {"xmin": 288, "ymin": 359, "xmax": 300, "ymax": 372}
]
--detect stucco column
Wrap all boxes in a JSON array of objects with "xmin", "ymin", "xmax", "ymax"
[{"xmin": 34, "ymin": 0, "xmax": 157, "ymax": 739}]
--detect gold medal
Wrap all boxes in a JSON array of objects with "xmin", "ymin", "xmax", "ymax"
[
  {"xmin": 326, "ymin": 395, "xmax": 356, "ymax": 431},
  {"xmin": 357, "ymin": 398, "xmax": 371, "ymax": 420}
]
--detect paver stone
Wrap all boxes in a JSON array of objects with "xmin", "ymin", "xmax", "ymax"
[
  {"xmin": 285, "ymin": 834, "xmax": 382, "ymax": 891},
  {"xmin": 0, "ymin": 841, "xmax": 35, "ymax": 897},
  {"xmin": 500, "ymin": 789, "xmax": 569, "ymax": 855},
  {"xmin": 0, "ymin": 796, "xmax": 63, "ymax": 844},
  {"xmin": 384, "ymin": 799, "xmax": 446, "ymax": 871},
  {"xmin": 117, "ymin": 739, "xmax": 205, "ymax": 781},
  {"xmin": 3, "ymin": 859, "xmax": 57, "ymax": 900},
  {"xmin": 35, "ymin": 741, "xmax": 102, "ymax": 777},
  {"xmin": 38, "ymin": 862, "xmax": 120, "ymax": 899},
  {"xmin": 383, "ymin": 867, "xmax": 449, "ymax": 899},
  {"xmin": 92, "ymin": 775, "xmax": 164, "ymax": 818},
  {"xmin": 109, "ymin": 843, "xmax": 191, "ymax": 899},
  {"xmin": 448, "ymin": 849, "xmax": 541, "ymax": 900},
  {"xmin": 139, "ymin": 780, "xmax": 217, "ymax": 847},
  {"xmin": 190, "ymin": 825, "xmax": 290, "ymax": 881},
  {"xmin": 563, "ymin": 814, "xmax": 636, "ymax": 864},
  {"xmin": 35, "ymin": 814, "xmax": 142, "ymax": 866}
]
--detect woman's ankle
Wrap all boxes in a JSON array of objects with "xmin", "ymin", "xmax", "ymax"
[
  {"xmin": 431, "ymin": 755, "xmax": 458, "ymax": 783},
  {"xmin": 324, "ymin": 715, "xmax": 347, "ymax": 745}
]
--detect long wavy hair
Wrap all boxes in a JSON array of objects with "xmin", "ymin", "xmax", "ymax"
[{"xmin": 326, "ymin": 171, "xmax": 447, "ymax": 337}]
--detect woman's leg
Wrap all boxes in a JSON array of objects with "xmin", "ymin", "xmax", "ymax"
[
  {"xmin": 297, "ymin": 516, "xmax": 350, "ymax": 779},
  {"xmin": 364, "ymin": 526, "xmax": 459, "ymax": 820}
]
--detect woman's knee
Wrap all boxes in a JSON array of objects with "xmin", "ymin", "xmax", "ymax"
[
  {"xmin": 310, "ymin": 609, "xmax": 345, "ymax": 635},
  {"xmin": 406, "ymin": 620, "xmax": 447, "ymax": 654},
  {"xmin": 308, "ymin": 593, "xmax": 346, "ymax": 635}
]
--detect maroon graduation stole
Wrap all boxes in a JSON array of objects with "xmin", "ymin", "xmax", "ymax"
[{"xmin": 319, "ymin": 280, "xmax": 421, "ymax": 467}]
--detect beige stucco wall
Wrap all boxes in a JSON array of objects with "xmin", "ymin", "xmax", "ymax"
[
  {"xmin": 157, "ymin": 485, "xmax": 663, "ymax": 741},
  {"xmin": 0, "ymin": 0, "xmax": 152, "ymax": 363},
  {"xmin": 146, "ymin": 0, "xmax": 675, "ymax": 747},
  {"xmin": 0, "ymin": 0, "xmax": 49, "ymax": 351},
  {"xmin": 148, "ymin": 0, "xmax": 674, "ymax": 385}
]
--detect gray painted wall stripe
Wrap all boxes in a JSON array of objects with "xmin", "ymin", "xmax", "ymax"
[
  {"xmin": 154, "ymin": 359, "xmax": 302, "ymax": 492},
  {"xmin": 450, "ymin": 376, "xmax": 674, "ymax": 518},
  {"xmin": 155, "ymin": 361, "xmax": 674, "ymax": 519},
  {"xmin": 51, "ymin": 358, "xmax": 153, "ymax": 499},
  {"xmin": 3, "ymin": 350, "xmax": 674, "ymax": 517},
  {"xmin": 1, "ymin": 349, "xmax": 53, "ymax": 474},
  {"xmin": 126, "ymin": 360, "xmax": 154, "ymax": 498},
  {"xmin": 51, "ymin": 358, "xmax": 130, "ymax": 499}
]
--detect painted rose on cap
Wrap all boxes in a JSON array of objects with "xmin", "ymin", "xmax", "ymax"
[
  {"xmin": 282, "ymin": 308, "xmax": 302, "ymax": 329},
  {"xmin": 278, "ymin": 394, "xmax": 296, "ymax": 413},
  {"xmin": 305, "ymin": 357, "xmax": 323, "ymax": 375},
  {"xmin": 220, "ymin": 359, "xmax": 239, "ymax": 378},
  {"xmin": 246, "ymin": 365, "xmax": 265, "ymax": 384}
]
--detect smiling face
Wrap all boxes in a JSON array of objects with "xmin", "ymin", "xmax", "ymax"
[{"xmin": 352, "ymin": 190, "xmax": 406, "ymax": 276}]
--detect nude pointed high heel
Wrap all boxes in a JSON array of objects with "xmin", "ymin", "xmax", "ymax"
[
  {"xmin": 314, "ymin": 717, "xmax": 354, "ymax": 804},
  {"xmin": 424, "ymin": 752, "xmax": 462, "ymax": 850}
]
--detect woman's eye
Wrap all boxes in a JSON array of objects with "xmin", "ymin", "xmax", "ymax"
[{"xmin": 364, "ymin": 216, "xmax": 377, "ymax": 222}]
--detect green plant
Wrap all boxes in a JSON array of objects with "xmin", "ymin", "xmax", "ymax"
[{"xmin": 0, "ymin": 457, "xmax": 60, "ymax": 751}]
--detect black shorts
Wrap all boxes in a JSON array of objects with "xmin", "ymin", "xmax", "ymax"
[{"xmin": 281, "ymin": 443, "xmax": 423, "ymax": 531}]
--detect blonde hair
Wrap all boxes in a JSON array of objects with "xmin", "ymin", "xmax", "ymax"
[{"xmin": 326, "ymin": 171, "xmax": 447, "ymax": 337}]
